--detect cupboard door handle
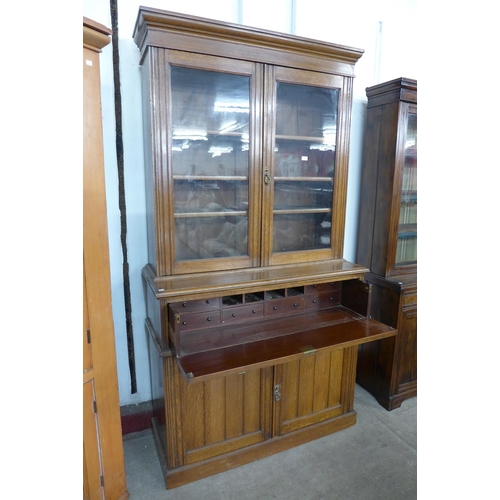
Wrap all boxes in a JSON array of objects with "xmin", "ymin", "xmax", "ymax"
[
  {"xmin": 274, "ymin": 384, "xmax": 281, "ymax": 402},
  {"xmin": 264, "ymin": 168, "xmax": 271, "ymax": 185}
]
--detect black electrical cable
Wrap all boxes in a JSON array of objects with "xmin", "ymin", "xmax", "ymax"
[{"xmin": 110, "ymin": 0, "xmax": 137, "ymax": 394}]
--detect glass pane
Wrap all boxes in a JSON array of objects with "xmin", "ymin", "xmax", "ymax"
[
  {"xmin": 273, "ymin": 82, "xmax": 338, "ymax": 254},
  {"xmin": 175, "ymin": 215, "xmax": 248, "ymax": 261},
  {"xmin": 171, "ymin": 66, "xmax": 250, "ymax": 261},
  {"xmin": 273, "ymin": 213, "xmax": 331, "ymax": 253},
  {"xmin": 274, "ymin": 181, "xmax": 333, "ymax": 210},
  {"xmin": 396, "ymin": 112, "xmax": 417, "ymax": 265}
]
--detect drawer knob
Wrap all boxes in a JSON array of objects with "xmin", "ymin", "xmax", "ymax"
[
  {"xmin": 313, "ymin": 299, "xmax": 317, "ymax": 303},
  {"xmin": 207, "ymin": 317, "xmax": 211, "ymax": 321},
  {"xmin": 252, "ymin": 310, "xmax": 256, "ymax": 314},
  {"xmin": 182, "ymin": 302, "xmax": 187, "ymax": 307},
  {"xmin": 273, "ymin": 306, "xmax": 278, "ymax": 310},
  {"xmin": 206, "ymin": 300, "xmax": 210, "ymax": 304},
  {"xmin": 232, "ymin": 313, "xmax": 236, "ymax": 317},
  {"xmin": 182, "ymin": 321, "xmax": 187, "ymax": 325},
  {"xmin": 293, "ymin": 303, "xmax": 298, "ymax": 307}
]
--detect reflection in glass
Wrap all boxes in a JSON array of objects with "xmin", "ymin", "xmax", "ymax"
[
  {"xmin": 396, "ymin": 112, "xmax": 417, "ymax": 265},
  {"xmin": 273, "ymin": 213, "xmax": 332, "ymax": 252},
  {"xmin": 274, "ymin": 181, "xmax": 332, "ymax": 210},
  {"xmin": 170, "ymin": 66, "xmax": 250, "ymax": 261},
  {"xmin": 175, "ymin": 215, "xmax": 248, "ymax": 260}
]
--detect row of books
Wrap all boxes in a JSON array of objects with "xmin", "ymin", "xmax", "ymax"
[
  {"xmin": 396, "ymin": 235, "xmax": 417, "ymax": 264},
  {"xmin": 402, "ymin": 162, "xmax": 417, "ymax": 192},
  {"xmin": 399, "ymin": 201, "xmax": 417, "ymax": 225}
]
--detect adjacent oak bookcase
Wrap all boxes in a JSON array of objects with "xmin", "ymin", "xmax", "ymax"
[
  {"xmin": 133, "ymin": 7, "xmax": 396, "ymax": 488},
  {"xmin": 356, "ymin": 77, "xmax": 417, "ymax": 410}
]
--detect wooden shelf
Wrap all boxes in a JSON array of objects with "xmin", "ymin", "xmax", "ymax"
[
  {"xmin": 174, "ymin": 210, "xmax": 247, "ymax": 218},
  {"xmin": 173, "ymin": 175, "xmax": 248, "ymax": 181},
  {"xmin": 274, "ymin": 177, "xmax": 333, "ymax": 182}
]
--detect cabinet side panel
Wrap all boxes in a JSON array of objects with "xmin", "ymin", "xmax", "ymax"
[
  {"xmin": 356, "ymin": 105, "xmax": 382, "ymax": 268},
  {"xmin": 355, "ymin": 282, "xmax": 397, "ymax": 405},
  {"xmin": 141, "ymin": 52, "xmax": 158, "ymax": 272},
  {"xmin": 369, "ymin": 102, "xmax": 400, "ymax": 276},
  {"xmin": 330, "ymin": 77, "xmax": 354, "ymax": 259}
]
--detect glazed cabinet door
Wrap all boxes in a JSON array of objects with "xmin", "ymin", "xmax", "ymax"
[
  {"xmin": 261, "ymin": 67, "xmax": 350, "ymax": 266},
  {"xmin": 152, "ymin": 50, "xmax": 262, "ymax": 276},
  {"xmin": 273, "ymin": 347, "xmax": 356, "ymax": 436},
  {"xmin": 146, "ymin": 47, "xmax": 354, "ymax": 276},
  {"xmin": 175, "ymin": 364, "xmax": 273, "ymax": 466},
  {"xmin": 392, "ymin": 104, "xmax": 417, "ymax": 273}
]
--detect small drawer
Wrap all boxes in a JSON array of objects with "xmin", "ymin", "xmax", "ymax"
[
  {"xmin": 222, "ymin": 303, "xmax": 264, "ymax": 324},
  {"xmin": 177, "ymin": 309, "xmax": 221, "ymax": 331},
  {"xmin": 265, "ymin": 296, "xmax": 304, "ymax": 316},
  {"xmin": 304, "ymin": 283, "xmax": 340, "ymax": 295},
  {"xmin": 171, "ymin": 297, "xmax": 221, "ymax": 313},
  {"xmin": 304, "ymin": 292, "xmax": 339, "ymax": 310}
]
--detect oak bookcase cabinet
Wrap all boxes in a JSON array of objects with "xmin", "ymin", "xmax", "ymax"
[
  {"xmin": 133, "ymin": 7, "xmax": 396, "ymax": 488},
  {"xmin": 356, "ymin": 78, "xmax": 417, "ymax": 410}
]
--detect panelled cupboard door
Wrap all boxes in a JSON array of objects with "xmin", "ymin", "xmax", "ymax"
[
  {"xmin": 178, "ymin": 366, "xmax": 273, "ymax": 465},
  {"xmin": 273, "ymin": 348, "xmax": 351, "ymax": 436},
  {"xmin": 395, "ymin": 305, "xmax": 417, "ymax": 387},
  {"xmin": 147, "ymin": 48, "xmax": 352, "ymax": 276}
]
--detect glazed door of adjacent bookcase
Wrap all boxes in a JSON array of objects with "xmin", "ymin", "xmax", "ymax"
[
  {"xmin": 391, "ymin": 103, "xmax": 417, "ymax": 275},
  {"xmin": 165, "ymin": 51, "xmax": 262, "ymax": 275},
  {"xmin": 261, "ymin": 67, "xmax": 349, "ymax": 267}
]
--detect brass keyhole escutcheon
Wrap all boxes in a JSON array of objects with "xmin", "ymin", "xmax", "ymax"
[
  {"xmin": 264, "ymin": 168, "xmax": 271, "ymax": 185},
  {"xmin": 274, "ymin": 384, "xmax": 281, "ymax": 402}
]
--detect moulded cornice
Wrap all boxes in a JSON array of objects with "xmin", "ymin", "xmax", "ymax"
[
  {"xmin": 133, "ymin": 6, "xmax": 364, "ymax": 72},
  {"xmin": 83, "ymin": 17, "xmax": 112, "ymax": 52}
]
